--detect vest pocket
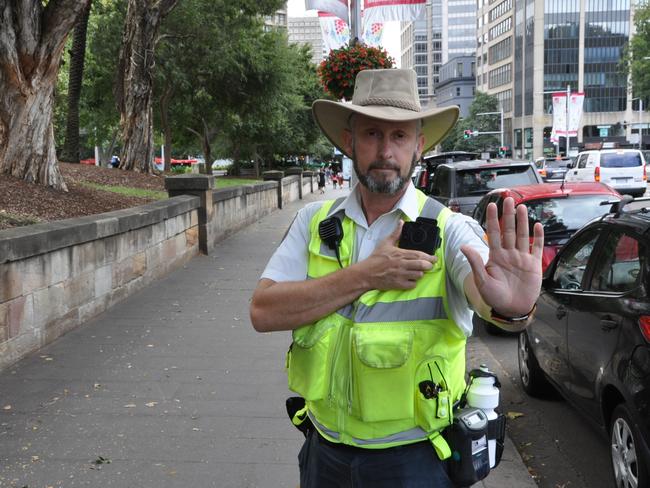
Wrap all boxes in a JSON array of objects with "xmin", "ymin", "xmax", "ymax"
[
  {"xmin": 287, "ymin": 323, "xmax": 335, "ymax": 401},
  {"xmin": 352, "ymin": 328, "xmax": 415, "ymax": 422},
  {"xmin": 415, "ymin": 357, "xmax": 453, "ymax": 432}
]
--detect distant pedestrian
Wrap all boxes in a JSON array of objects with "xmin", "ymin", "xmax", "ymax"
[{"xmin": 318, "ymin": 170, "xmax": 326, "ymax": 194}]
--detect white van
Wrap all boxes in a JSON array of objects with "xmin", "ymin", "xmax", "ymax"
[{"xmin": 564, "ymin": 149, "xmax": 647, "ymax": 197}]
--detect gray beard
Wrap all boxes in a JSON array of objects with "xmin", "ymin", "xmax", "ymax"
[{"xmin": 353, "ymin": 150, "xmax": 418, "ymax": 195}]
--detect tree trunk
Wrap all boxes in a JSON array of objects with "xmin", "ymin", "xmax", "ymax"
[
  {"xmin": 60, "ymin": 0, "xmax": 92, "ymax": 164},
  {"xmin": 115, "ymin": 0, "xmax": 178, "ymax": 173},
  {"xmin": 159, "ymin": 83, "xmax": 173, "ymax": 173},
  {"xmin": 0, "ymin": 0, "xmax": 91, "ymax": 190}
]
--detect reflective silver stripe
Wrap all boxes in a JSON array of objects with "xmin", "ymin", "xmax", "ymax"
[
  {"xmin": 327, "ymin": 197, "xmax": 347, "ymax": 217},
  {"xmin": 353, "ymin": 426, "xmax": 427, "ymax": 445},
  {"xmin": 309, "ymin": 413, "xmax": 428, "ymax": 445},
  {"xmin": 354, "ymin": 297, "xmax": 447, "ymax": 323},
  {"xmin": 319, "ymin": 241, "xmax": 338, "ymax": 258},
  {"xmin": 420, "ymin": 197, "xmax": 444, "ymax": 220},
  {"xmin": 309, "ymin": 413, "xmax": 341, "ymax": 440},
  {"xmin": 337, "ymin": 303, "xmax": 354, "ymax": 320}
]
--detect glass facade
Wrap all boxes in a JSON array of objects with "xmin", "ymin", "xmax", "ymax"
[
  {"xmin": 583, "ymin": 0, "xmax": 630, "ymax": 112},
  {"xmin": 514, "ymin": 0, "xmax": 524, "ymax": 117},
  {"xmin": 447, "ymin": 0, "xmax": 477, "ymax": 59},
  {"xmin": 524, "ymin": 0, "xmax": 534, "ymax": 116},
  {"xmin": 543, "ymin": 0, "xmax": 580, "ymax": 113}
]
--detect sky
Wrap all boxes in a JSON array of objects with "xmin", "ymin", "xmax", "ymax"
[{"xmin": 286, "ymin": 0, "xmax": 402, "ymax": 67}]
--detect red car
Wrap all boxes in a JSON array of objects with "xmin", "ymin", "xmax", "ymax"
[
  {"xmin": 472, "ymin": 183, "xmax": 621, "ymax": 334},
  {"xmin": 473, "ymin": 182, "xmax": 621, "ymax": 272}
]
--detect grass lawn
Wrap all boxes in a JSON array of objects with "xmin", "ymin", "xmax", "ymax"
[{"xmin": 79, "ymin": 177, "xmax": 262, "ymax": 200}]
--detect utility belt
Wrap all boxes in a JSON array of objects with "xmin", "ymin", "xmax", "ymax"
[{"xmin": 286, "ymin": 365, "xmax": 507, "ymax": 488}]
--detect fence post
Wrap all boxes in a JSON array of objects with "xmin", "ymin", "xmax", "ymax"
[
  {"xmin": 262, "ymin": 170, "xmax": 285, "ymax": 209},
  {"xmin": 164, "ymin": 174, "xmax": 216, "ymax": 254}
]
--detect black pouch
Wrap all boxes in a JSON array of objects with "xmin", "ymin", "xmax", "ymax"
[
  {"xmin": 443, "ymin": 407, "xmax": 491, "ymax": 487},
  {"xmin": 286, "ymin": 396, "xmax": 314, "ymax": 438}
]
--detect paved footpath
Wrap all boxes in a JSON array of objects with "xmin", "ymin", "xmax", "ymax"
[{"xmin": 0, "ymin": 183, "xmax": 537, "ymax": 488}]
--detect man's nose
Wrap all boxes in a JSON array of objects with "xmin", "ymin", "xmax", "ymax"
[{"xmin": 377, "ymin": 138, "xmax": 393, "ymax": 160}]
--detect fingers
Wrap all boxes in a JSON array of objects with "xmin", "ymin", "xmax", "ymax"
[
  {"xmin": 485, "ymin": 202, "xmax": 502, "ymax": 252},
  {"xmin": 386, "ymin": 221, "xmax": 404, "ymax": 246},
  {"xmin": 516, "ymin": 203, "xmax": 530, "ymax": 252},
  {"xmin": 461, "ymin": 244, "xmax": 488, "ymax": 289},
  {"xmin": 531, "ymin": 221, "xmax": 544, "ymax": 259},
  {"xmin": 501, "ymin": 197, "xmax": 516, "ymax": 249}
]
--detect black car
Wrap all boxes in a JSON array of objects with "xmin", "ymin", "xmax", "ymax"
[
  {"xmin": 518, "ymin": 196, "xmax": 650, "ymax": 487},
  {"xmin": 424, "ymin": 159, "xmax": 543, "ymax": 215}
]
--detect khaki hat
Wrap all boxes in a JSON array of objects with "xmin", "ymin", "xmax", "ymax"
[{"xmin": 312, "ymin": 69, "xmax": 459, "ymax": 158}]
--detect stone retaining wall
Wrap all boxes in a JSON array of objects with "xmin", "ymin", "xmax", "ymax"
[{"xmin": 0, "ymin": 172, "xmax": 315, "ymax": 371}]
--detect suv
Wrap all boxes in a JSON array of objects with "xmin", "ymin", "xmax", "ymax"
[
  {"xmin": 534, "ymin": 156, "xmax": 573, "ymax": 182},
  {"xmin": 425, "ymin": 159, "xmax": 543, "ymax": 215},
  {"xmin": 565, "ymin": 149, "xmax": 647, "ymax": 197},
  {"xmin": 518, "ymin": 195, "xmax": 650, "ymax": 487}
]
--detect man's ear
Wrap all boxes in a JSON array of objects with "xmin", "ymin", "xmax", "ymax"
[
  {"xmin": 342, "ymin": 129, "xmax": 353, "ymax": 156},
  {"xmin": 416, "ymin": 133, "xmax": 425, "ymax": 159}
]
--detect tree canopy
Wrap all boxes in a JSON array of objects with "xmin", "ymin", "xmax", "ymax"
[{"xmin": 627, "ymin": 1, "xmax": 650, "ymax": 100}]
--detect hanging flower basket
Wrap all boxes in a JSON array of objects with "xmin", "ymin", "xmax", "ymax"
[{"xmin": 317, "ymin": 43, "xmax": 395, "ymax": 101}]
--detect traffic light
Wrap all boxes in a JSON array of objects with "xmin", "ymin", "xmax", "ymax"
[
  {"xmin": 498, "ymin": 146, "xmax": 508, "ymax": 157},
  {"xmin": 463, "ymin": 129, "xmax": 473, "ymax": 139}
]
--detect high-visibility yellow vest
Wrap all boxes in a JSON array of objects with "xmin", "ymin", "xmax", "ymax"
[{"xmin": 286, "ymin": 190, "xmax": 466, "ymax": 458}]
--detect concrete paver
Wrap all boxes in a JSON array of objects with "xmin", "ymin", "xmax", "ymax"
[{"xmin": 0, "ymin": 183, "xmax": 536, "ymax": 487}]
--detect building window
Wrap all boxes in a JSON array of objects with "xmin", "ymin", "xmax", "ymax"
[{"xmin": 457, "ymin": 87, "xmax": 462, "ymax": 96}]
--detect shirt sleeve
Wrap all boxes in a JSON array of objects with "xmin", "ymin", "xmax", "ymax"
[
  {"xmin": 443, "ymin": 213, "xmax": 490, "ymax": 336},
  {"xmin": 260, "ymin": 201, "xmax": 324, "ymax": 283}
]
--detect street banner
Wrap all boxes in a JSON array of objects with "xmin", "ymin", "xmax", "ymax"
[
  {"xmin": 307, "ymin": 0, "xmax": 349, "ymax": 23},
  {"xmin": 362, "ymin": 0, "xmax": 424, "ymax": 25},
  {"xmin": 319, "ymin": 12, "xmax": 350, "ymax": 51},
  {"xmin": 362, "ymin": 18, "xmax": 384, "ymax": 46},
  {"xmin": 550, "ymin": 91, "xmax": 585, "ymax": 142}
]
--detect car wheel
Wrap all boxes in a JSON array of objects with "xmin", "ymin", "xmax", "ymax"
[
  {"xmin": 517, "ymin": 331, "xmax": 552, "ymax": 397},
  {"xmin": 610, "ymin": 404, "xmax": 650, "ymax": 488}
]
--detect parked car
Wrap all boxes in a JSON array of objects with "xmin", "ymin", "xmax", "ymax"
[
  {"xmin": 518, "ymin": 196, "xmax": 650, "ymax": 487},
  {"xmin": 564, "ymin": 149, "xmax": 647, "ymax": 197},
  {"xmin": 472, "ymin": 182, "xmax": 621, "ymax": 335},
  {"xmin": 425, "ymin": 159, "xmax": 543, "ymax": 215},
  {"xmin": 414, "ymin": 151, "xmax": 480, "ymax": 192},
  {"xmin": 534, "ymin": 156, "xmax": 573, "ymax": 182}
]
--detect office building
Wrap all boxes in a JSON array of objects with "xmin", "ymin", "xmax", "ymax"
[
  {"xmin": 436, "ymin": 56, "xmax": 477, "ymax": 117},
  {"xmin": 288, "ymin": 17, "xmax": 326, "ymax": 64},
  {"xmin": 479, "ymin": 0, "xmax": 649, "ymax": 159},
  {"xmin": 402, "ymin": 0, "xmax": 475, "ymax": 108}
]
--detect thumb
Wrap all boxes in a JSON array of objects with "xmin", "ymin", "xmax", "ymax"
[
  {"xmin": 461, "ymin": 244, "xmax": 488, "ymax": 289},
  {"xmin": 386, "ymin": 221, "xmax": 404, "ymax": 246}
]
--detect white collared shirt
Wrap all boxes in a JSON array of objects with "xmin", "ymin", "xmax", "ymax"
[{"xmin": 261, "ymin": 183, "xmax": 489, "ymax": 336}]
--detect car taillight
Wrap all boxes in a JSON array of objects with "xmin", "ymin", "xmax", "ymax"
[
  {"xmin": 448, "ymin": 199, "xmax": 461, "ymax": 213},
  {"xmin": 420, "ymin": 171, "xmax": 429, "ymax": 189},
  {"xmin": 595, "ymin": 165, "xmax": 600, "ymax": 182},
  {"xmin": 644, "ymin": 164, "xmax": 647, "ymax": 182},
  {"xmin": 539, "ymin": 169, "xmax": 546, "ymax": 178},
  {"xmin": 640, "ymin": 316, "xmax": 650, "ymax": 342}
]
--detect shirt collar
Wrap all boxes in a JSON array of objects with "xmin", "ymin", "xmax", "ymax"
[{"xmin": 334, "ymin": 182, "xmax": 420, "ymax": 228}]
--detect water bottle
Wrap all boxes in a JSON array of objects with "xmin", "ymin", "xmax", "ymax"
[{"xmin": 465, "ymin": 364, "xmax": 501, "ymax": 469}]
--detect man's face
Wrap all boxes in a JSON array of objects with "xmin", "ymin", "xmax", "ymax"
[{"xmin": 342, "ymin": 115, "xmax": 424, "ymax": 195}]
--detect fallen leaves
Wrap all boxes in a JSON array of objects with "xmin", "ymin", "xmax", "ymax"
[{"xmin": 506, "ymin": 411, "xmax": 525, "ymax": 420}]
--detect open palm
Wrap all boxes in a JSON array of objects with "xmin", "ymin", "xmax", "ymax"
[{"xmin": 462, "ymin": 197, "xmax": 544, "ymax": 317}]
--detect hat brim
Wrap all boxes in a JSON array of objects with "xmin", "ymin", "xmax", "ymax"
[{"xmin": 312, "ymin": 100, "xmax": 460, "ymax": 158}]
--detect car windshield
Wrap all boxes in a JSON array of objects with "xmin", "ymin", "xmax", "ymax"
[
  {"xmin": 600, "ymin": 152, "xmax": 642, "ymax": 168},
  {"xmin": 523, "ymin": 195, "xmax": 618, "ymax": 236},
  {"xmin": 455, "ymin": 166, "xmax": 538, "ymax": 196}
]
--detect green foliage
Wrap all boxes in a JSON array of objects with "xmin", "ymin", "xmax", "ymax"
[
  {"xmin": 626, "ymin": 1, "xmax": 650, "ymax": 99},
  {"xmin": 439, "ymin": 92, "xmax": 501, "ymax": 152}
]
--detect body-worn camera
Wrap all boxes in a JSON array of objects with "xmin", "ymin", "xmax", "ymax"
[{"xmin": 399, "ymin": 217, "xmax": 441, "ymax": 254}]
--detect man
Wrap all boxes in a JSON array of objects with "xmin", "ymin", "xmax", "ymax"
[{"xmin": 250, "ymin": 69, "xmax": 543, "ymax": 487}]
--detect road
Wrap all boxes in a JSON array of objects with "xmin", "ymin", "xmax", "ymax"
[{"xmin": 472, "ymin": 320, "xmax": 615, "ymax": 488}]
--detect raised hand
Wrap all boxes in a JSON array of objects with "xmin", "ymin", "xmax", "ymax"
[
  {"xmin": 461, "ymin": 197, "xmax": 544, "ymax": 317},
  {"xmin": 360, "ymin": 221, "xmax": 436, "ymax": 290}
]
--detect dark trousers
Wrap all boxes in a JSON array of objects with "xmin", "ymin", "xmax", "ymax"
[{"xmin": 298, "ymin": 430, "xmax": 454, "ymax": 488}]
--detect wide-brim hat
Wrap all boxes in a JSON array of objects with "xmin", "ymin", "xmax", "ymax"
[{"xmin": 312, "ymin": 69, "xmax": 459, "ymax": 158}]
